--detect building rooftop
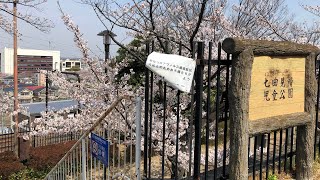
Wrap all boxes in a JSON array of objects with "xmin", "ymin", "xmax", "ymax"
[
  {"xmin": 21, "ymin": 100, "xmax": 79, "ymax": 115},
  {"xmin": 2, "ymin": 47, "xmax": 60, "ymax": 53},
  {"xmin": 25, "ymin": 86, "xmax": 44, "ymax": 91},
  {"xmin": 3, "ymin": 84, "xmax": 38, "ymax": 92},
  {"xmin": 3, "ymin": 87, "xmax": 31, "ymax": 93}
]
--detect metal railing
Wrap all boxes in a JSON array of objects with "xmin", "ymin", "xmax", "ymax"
[
  {"xmin": 142, "ymin": 41, "xmax": 320, "ymax": 179},
  {"xmin": 32, "ymin": 132, "xmax": 81, "ymax": 148},
  {"xmin": 0, "ymin": 131, "xmax": 82, "ymax": 153},
  {"xmin": 0, "ymin": 132, "xmax": 15, "ymax": 152},
  {"xmin": 45, "ymin": 96, "xmax": 142, "ymax": 180}
]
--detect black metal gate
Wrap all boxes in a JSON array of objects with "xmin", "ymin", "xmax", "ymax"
[{"xmin": 143, "ymin": 41, "xmax": 320, "ymax": 179}]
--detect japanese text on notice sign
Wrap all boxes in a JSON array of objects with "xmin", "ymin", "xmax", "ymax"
[
  {"xmin": 146, "ymin": 52, "xmax": 196, "ymax": 93},
  {"xmin": 91, "ymin": 133, "xmax": 109, "ymax": 166}
]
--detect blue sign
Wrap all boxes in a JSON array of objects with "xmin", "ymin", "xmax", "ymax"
[{"xmin": 91, "ymin": 133, "xmax": 109, "ymax": 166}]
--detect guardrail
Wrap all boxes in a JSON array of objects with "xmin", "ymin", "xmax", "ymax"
[{"xmin": 44, "ymin": 96, "xmax": 141, "ymax": 180}]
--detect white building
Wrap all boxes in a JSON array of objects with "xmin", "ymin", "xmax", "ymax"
[
  {"xmin": 0, "ymin": 47, "xmax": 60, "ymax": 76},
  {"xmin": 60, "ymin": 59, "xmax": 81, "ymax": 72}
]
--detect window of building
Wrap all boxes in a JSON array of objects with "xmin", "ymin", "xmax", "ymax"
[
  {"xmin": 17, "ymin": 55, "xmax": 53, "ymax": 77},
  {"xmin": 66, "ymin": 62, "xmax": 71, "ymax": 67},
  {"xmin": 20, "ymin": 91, "xmax": 30, "ymax": 96},
  {"xmin": 20, "ymin": 99, "xmax": 31, "ymax": 104}
]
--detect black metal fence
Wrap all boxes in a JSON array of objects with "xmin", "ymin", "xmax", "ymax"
[
  {"xmin": 143, "ymin": 41, "xmax": 320, "ymax": 179},
  {"xmin": 0, "ymin": 132, "xmax": 15, "ymax": 153},
  {"xmin": 0, "ymin": 131, "xmax": 81, "ymax": 153}
]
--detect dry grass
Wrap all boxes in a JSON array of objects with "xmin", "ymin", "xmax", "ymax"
[
  {"xmin": 247, "ymin": 158, "xmax": 320, "ymax": 180},
  {"xmin": 313, "ymin": 157, "xmax": 320, "ymax": 179},
  {"xmin": 248, "ymin": 171, "xmax": 294, "ymax": 180}
]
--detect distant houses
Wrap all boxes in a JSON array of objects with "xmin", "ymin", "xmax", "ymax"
[
  {"xmin": 1, "ymin": 84, "xmax": 60, "ymax": 104},
  {"xmin": 0, "ymin": 69, "xmax": 47, "ymax": 86},
  {"xmin": 0, "ymin": 48, "xmax": 82, "ymax": 133},
  {"xmin": 21, "ymin": 100, "xmax": 79, "ymax": 118}
]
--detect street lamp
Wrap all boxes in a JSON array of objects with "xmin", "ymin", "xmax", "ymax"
[
  {"xmin": 97, "ymin": 29, "xmax": 116, "ymax": 180},
  {"xmin": 97, "ymin": 30, "xmax": 117, "ymax": 62}
]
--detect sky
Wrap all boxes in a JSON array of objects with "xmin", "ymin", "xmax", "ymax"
[
  {"xmin": 0, "ymin": 0, "xmax": 131, "ymax": 59},
  {"xmin": 0, "ymin": 0, "xmax": 319, "ymax": 58}
]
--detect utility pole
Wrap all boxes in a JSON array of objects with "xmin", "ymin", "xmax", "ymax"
[
  {"xmin": 1, "ymin": 86, "xmax": 3, "ymax": 133},
  {"xmin": 13, "ymin": 0, "xmax": 19, "ymax": 157},
  {"xmin": 46, "ymin": 70, "xmax": 48, "ymax": 114}
]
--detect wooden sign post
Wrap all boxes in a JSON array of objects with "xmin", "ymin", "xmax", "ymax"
[{"xmin": 222, "ymin": 38, "xmax": 320, "ymax": 180}]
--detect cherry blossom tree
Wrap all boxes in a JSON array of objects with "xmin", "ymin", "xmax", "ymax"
[
  {"xmin": 0, "ymin": 0, "xmax": 54, "ymax": 121},
  {"xmin": 232, "ymin": 0, "xmax": 320, "ymax": 45},
  {"xmin": 300, "ymin": 5, "xmax": 320, "ymax": 45},
  {"xmin": 23, "ymin": 0, "xmax": 320, "ymax": 176},
  {"xmin": 303, "ymin": 5, "xmax": 320, "ymax": 17},
  {"xmin": 0, "ymin": 0, "xmax": 54, "ymax": 134},
  {"xmin": 0, "ymin": 0, "xmax": 53, "ymax": 33},
  {"xmin": 21, "ymin": 4, "xmax": 142, "ymax": 141},
  {"xmin": 0, "ymin": 90, "xmax": 13, "ymax": 115}
]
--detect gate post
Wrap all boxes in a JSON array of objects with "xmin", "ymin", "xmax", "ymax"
[
  {"xmin": 193, "ymin": 42, "xmax": 204, "ymax": 179},
  {"xmin": 296, "ymin": 52, "xmax": 317, "ymax": 180},
  {"xmin": 228, "ymin": 49, "xmax": 253, "ymax": 180},
  {"xmin": 143, "ymin": 42, "xmax": 150, "ymax": 179}
]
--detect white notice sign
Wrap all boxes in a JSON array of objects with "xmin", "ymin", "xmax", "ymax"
[{"xmin": 146, "ymin": 52, "xmax": 196, "ymax": 93}]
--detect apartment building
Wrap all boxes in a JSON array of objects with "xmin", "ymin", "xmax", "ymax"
[{"xmin": 0, "ymin": 47, "xmax": 60, "ymax": 77}]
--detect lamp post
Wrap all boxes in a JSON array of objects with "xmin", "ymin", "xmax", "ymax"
[
  {"xmin": 97, "ymin": 30, "xmax": 116, "ymax": 180},
  {"xmin": 97, "ymin": 30, "xmax": 116, "ymax": 63}
]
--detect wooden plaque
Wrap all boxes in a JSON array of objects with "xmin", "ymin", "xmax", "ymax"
[
  {"xmin": 248, "ymin": 56, "xmax": 305, "ymax": 121},
  {"xmin": 223, "ymin": 38, "xmax": 318, "ymax": 180}
]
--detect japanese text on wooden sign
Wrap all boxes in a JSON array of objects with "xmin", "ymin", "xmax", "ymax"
[
  {"xmin": 263, "ymin": 70, "xmax": 294, "ymax": 101},
  {"xmin": 249, "ymin": 56, "xmax": 305, "ymax": 121}
]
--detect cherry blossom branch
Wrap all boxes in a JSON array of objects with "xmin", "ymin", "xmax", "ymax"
[
  {"xmin": 189, "ymin": 0, "xmax": 208, "ymax": 50},
  {"xmin": 0, "ymin": 0, "xmax": 53, "ymax": 33}
]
